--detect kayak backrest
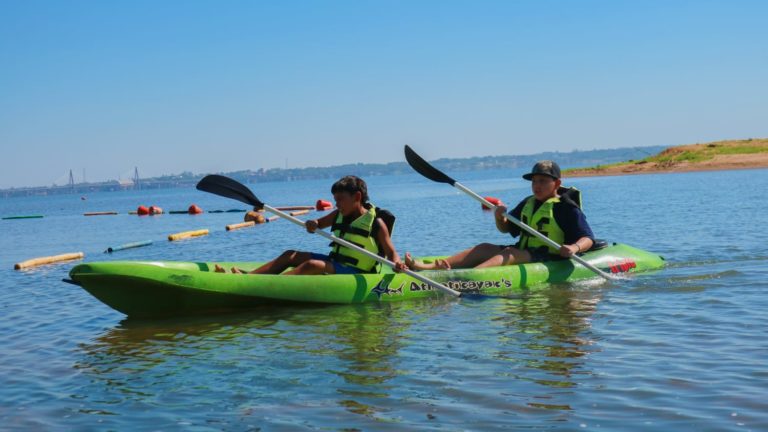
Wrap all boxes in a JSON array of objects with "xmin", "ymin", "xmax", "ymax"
[
  {"xmin": 374, "ymin": 207, "xmax": 396, "ymax": 273},
  {"xmin": 375, "ymin": 207, "xmax": 396, "ymax": 237},
  {"xmin": 558, "ymin": 186, "xmax": 582, "ymax": 208}
]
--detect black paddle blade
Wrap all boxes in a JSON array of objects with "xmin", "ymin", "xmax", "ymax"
[
  {"xmin": 403, "ymin": 145, "xmax": 456, "ymax": 185},
  {"xmin": 196, "ymin": 174, "xmax": 264, "ymax": 209}
]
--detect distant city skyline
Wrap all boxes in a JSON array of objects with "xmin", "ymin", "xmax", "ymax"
[
  {"xmin": 2, "ymin": 1, "xmax": 767, "ymax": 188},
  {"xmin": 0, "ymin": 145, "xmax": 666, "ymax": 197}
]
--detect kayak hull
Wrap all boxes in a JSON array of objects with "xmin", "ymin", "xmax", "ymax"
[{"xmin": 68, "ymin": 243, "xmax": 664, "ymax": 317}]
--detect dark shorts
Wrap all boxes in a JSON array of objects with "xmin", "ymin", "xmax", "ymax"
[
  {"xmin": 309, "ymin": 253, "xmax": 363, "ymax": 275},
  {"xmin": 498, "ymin": 245, "xmax": 561, "ymax": 263}
]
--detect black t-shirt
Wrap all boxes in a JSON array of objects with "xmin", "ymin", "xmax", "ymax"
[{"xmin": 507, "ymin": 197, "xmax": 595, "ymax": 245}]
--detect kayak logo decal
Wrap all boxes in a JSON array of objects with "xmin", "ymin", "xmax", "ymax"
[
  {"xmin": 371, "ymin": 280, "xmax": 404, "ymax": 298},
  {"xmin": 410, "ymin": 278, "xmax": 514, "ymax": 293},
  {"xmin": 609, "ymin": 259, "xmax": 637, "ymax": 274}
]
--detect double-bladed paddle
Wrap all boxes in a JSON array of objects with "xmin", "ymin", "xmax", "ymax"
[
  {"xmin": 196, "ymin": 174, "xmax": 462, "ymax": 297},
  {"xmin": 403, "ymin": 145, "xmax": 620, "ymax": 281}
]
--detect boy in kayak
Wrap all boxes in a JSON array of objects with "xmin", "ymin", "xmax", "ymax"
[
  {"xmin": 214, "ymin": 175, "xmax": 407, "ymax": 275},
  {"xmin": 406, "ymin": 161, "xmax": 594, "ymax": 270}
]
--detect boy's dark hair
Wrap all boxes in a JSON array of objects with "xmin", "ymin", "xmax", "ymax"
[{"xmin": 331, "ymin": 176, "xmax": 369, "ymax": 203}]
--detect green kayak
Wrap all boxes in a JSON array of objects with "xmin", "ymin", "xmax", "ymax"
[{"xmin": 67, "ymin": 242, "xmax": 664, "ymax": 317}]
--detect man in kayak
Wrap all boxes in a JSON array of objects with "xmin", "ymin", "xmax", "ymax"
[
  {"xmin": 406, "ymin": 161, "xmax": 594, "ymax": 270},
  {"xmin": 215, "ymin": 175, "xmax": 408, "ymax": 275}
]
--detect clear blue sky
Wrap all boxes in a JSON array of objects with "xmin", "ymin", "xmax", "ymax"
[{"xmin": 1, "ymin": 0, "xmax": 766, "ymax": 188}]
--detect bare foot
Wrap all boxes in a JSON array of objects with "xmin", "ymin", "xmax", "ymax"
[
  {"xmin": 404, "ymin": 252, "xmax": 430, "ymax": 271},
  {"xmin": 214, "ymin": 264, "xmax": 227, "ymax": 273},
  {"xmin": 404, "ymin": 252, "xmax": 416, "ymax": 268},
  {"xmin": 434, "ymin": 258, "xmax": 451, "ymax": 270},
  {"xmin": 405, "ymin": 252, "xmax": 450, "ymax": 271}
]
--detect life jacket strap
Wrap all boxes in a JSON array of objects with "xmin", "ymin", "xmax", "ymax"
[
  {"xmin": 330, "ymin": 223, "xmax": 372, "ymax": 238},
  {"xmin": 328, "ymin": 251, "xmax": 359, "ymax": 267},
  {"xmin": 330, "ymin": 239, "xmax": 368, "ymax": 250}
]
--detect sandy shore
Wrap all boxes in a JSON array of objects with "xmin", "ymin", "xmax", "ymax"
[{"xmin": 566, "ymin": 142, "xmax": 768, "ymax": 178}]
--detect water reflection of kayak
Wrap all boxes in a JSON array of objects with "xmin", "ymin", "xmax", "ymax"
[{"xmin": 67, "ymin": 242, "xmax": 664, "ymax": 318}]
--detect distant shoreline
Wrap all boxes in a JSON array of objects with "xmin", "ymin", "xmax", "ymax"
[
  {"xmin": 564, "ymin": 139, "xmax": 768, "ymax": 178},
  {"xmin": 566, "ymin": 162, "xmax": 768, "ymax": 178},
  {"xmin": 0, "ymin": 145, "xmax": 665, "ymax": 198}
]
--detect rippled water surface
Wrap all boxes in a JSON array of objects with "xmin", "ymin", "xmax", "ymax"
[{"xmin": 2, "ymin": 169, "xmax": 767, "ymax": 430}]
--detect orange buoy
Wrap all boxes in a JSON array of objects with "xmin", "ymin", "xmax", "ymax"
[
  {"xmin": 315, "ymin": 199, "xmax": 333, "ymax": 211},
  {"xmin": 188, "ymin": 204, "xmax": 203, "ymax": 214},
  {"xmin": 149, "ymin": 206, "xmax": 164, "ymax": 215},
  {"xmin": 244, "ymin": 211, "xmax": 266, "ymax": 224},
  {"xmin": 481, "ymin": 196, "xmax": 502, "ymax": 210},
  {"xmin": 137, "ymin": 205, "xmax": 150, "ymax": 215}
]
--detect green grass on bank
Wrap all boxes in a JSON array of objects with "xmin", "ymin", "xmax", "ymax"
[{"xmin": 565, "ymin": 138, "xmax": 768, "ymax": 173}]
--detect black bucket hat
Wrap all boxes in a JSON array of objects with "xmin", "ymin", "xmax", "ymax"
[{"xmin": 522, "ymin": 160, "xmax": 561, "ymax": 180}]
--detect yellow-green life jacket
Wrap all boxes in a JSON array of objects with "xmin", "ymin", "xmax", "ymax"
[
  {"xmin": 329, "ymin": 205, "xmax": 380, "ymax": 272},
  {"xmin": 517, "ymin": 186, "xmax": 582, "ymax": 255}
]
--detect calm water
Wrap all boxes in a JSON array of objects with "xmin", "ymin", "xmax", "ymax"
[{"xmin": 2, "ymin": 169, "xmax": 767, "ymax": 431}]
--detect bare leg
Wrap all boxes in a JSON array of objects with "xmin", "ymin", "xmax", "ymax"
[
  {"xmin": 284, "ymin": 259, "xmax": 335, "ymax": 275},
  {"xmin": 406, "ymin": 243, "xmax": 504, "ymax": 270},
  {"xmin": 475, "ymin": 247, "xmax": 531, "ymax": 268},
  {"xmin": 248, "ymin": 250, "xmax": 314, "ymax": 274}
]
